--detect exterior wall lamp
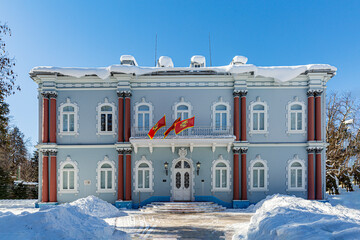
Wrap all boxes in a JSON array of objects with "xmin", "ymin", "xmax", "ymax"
[
  {"xmin": 164, "ymin": 161, "xmax": 169, "ymax": 176},
  {"xmin": 196, "ymin": 161, "xmax": 201, "ymax": 175}
]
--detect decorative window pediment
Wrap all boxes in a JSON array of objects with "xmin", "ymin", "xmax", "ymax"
[
  {"xmin": 287, "ymin": 155, "xmax": 306, "ymax": 191},
  {"xmin": 211, "ymin": 155, "xmax": 231, "ymax": 192},
  {"xmin": 134, "ymin": 156, "xmax": 154, "ymax": 192},
  {"xmin": 249, "ymin": 97, "xmax": 269, "ymax": 135},
  {"xmin": 59, "ymin": 98, "xmax": 79, "ymax": 136},
  {"xmin": 249, "ymin": 155, "xmax": 269, "ymax": 191},
  {"xmin": 96, "ymin": 156, "xmax": 116, "ymax": 193},
  {"xmin": 287, "ymin": 98, "xmax": 306, "ymax": 134},
  {"xmin": 59, "ymin": 156, "xmax": 79, "ymax": 194},
  {"xmin": 134, "ymin": 98, "xmax": 153, "ymax": 133},
  {"xmin": 96, "ymin": 98, "xmax": 116, "ymax": 136},
  {"xmin": 211, "ymin": 97, "xmax": 231, "ymax": 132},
  {"xmin": 173, "ymin": 97, "xmax": 193, "ymax": 121}
]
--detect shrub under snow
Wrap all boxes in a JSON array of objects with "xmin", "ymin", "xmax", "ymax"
[{"xmin": 237, "ymin": 194, "xmax": 360, "ymax": 240}]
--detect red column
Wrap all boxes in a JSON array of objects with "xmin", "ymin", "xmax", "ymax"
[
  {"xmin": 125, "ymin": 150, "xmax": 132, "ymax": 201},
  {"xmin": 315, "ymin": 91, "xmax": 322, "ymax": 141},
  {"xmin": 240, "ymin": 92, "xmax": 247, "ymax": 141},
  {"xmin": 233, "ymin": 93, "xmax": 240, "ymax": 141},
  {"xmin": 42, "ymin": 154, "xmax": 49, "ymax": 202},
  {"xmin": 307, "ymin": 148, "xmax": 315, "ymax": 200},
  {"xmin": 233, "ymin": 149, "xmax": 240, "ymax": 200},
  {"xmin": 49, "ymin": 95, "xmax": 57, "ymax": 143},
  {"xmin": 49, "ymin": 153, "xmax": 57, "ymax": 202},
  {"xmin": 42, "ymin": 95, "xmax": 49, "ymax": 143},
  {"xmin": 315, "ymin": 149, "xmax": 323, "ymax": 200},
  {"xmin": 118, "ymin": 94, "xmax": 124, "ymax": 142},
  {"xmin": 117, "ymin": 152, "xmax": 124, "ymax": 200},
  {"xmin": 124, "ymin": 93, "xmax": 131, "ymax": 142},
  {"xmin": 307, "ymin": 91, "xmax": 315, "ymax": 141},
  {"xmin": 241, "ymin": 149, "xmax": 248, "ymax": 200}
]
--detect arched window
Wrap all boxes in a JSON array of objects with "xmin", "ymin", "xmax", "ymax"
[
  {"xmin": 135, "ymin": 99, "xmax": 153, "ymax": 132},
  {"xmin": 97, "ymin": 98, "xmax": 116, "ymax": 135},
  {"xmin": 212, "ymin": 156, "xmax": 230, "ymax": 191},
  {"xmin": 135, "ymin": 157, "xmax": 153, "ymax": 192},
  {"xmin": 97, "ymin": 157, "xmax": 115, "ymax": 193},
  {"xmin": 176, "ymin": 105, "xmax": 190, "ymax": 120},
  {"xmin": 212, "ymin": 102, "xmax": 230, "ymax": 131},
  {"xmin": 250, "ymin": 157, "xmax": 268, "ymax": 191},
  {"xmin": 288, "ymin": 102, "xmax": 305, "ymax": 133},
  {"xmin": 251, "ymin": 104, "xmax": 266, "ymax": 132},
  {"xmin": 59, "ymin": 98, "xmax": 78, "ymax": 135},
  {"xmin": 288, "ymin": 158, "xmax": 305, "ymax": 190},
  {"xmin": 59, "ymin": 157, "xmax": 78, "ymax": 193}
]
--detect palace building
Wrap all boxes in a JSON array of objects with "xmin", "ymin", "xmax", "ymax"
[{"xmin": 30, "ymin": 55, "xmax": 336, "ymax": 208}]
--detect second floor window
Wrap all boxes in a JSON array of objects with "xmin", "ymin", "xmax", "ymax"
[
  {"xmin": 288, "ymin": 102, "xmax": 305, "ymax": 133},
  {"xmin": 176, "ymin": 105, "xmax": 190, "ymax": 120},
  {"xmin": 214, "ymin": 104, "xmax": 229, "ymax": 130},
  {"xmin": 100, "ymin": 105, "xmax": 113, "ymax": 132},
  {"xmin": 63, "ymin": 106, "xmax": 75, "ymax": 132},
  {"xmin": 137, "ymin": 105, "xmax": 150, "ymax": 131},
  {"xmin": 252, "ymin": 104, "xmax": 265, "ymax": 131}
]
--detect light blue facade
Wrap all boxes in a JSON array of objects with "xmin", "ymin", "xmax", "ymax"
[{"xmin": 31, "ymin": 58, "xmax": 335, "ymax": 208}]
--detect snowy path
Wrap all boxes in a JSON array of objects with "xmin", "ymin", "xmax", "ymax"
[{"xmin": 107, "ymin": 211, "xmax": 253, "ymax": 239}]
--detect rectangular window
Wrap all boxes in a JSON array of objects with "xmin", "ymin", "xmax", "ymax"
[
  {"xmin": 222, "ymin": 113, "xmax": 227, "ymax": 130},
  {"xmin": 222, "ymin": 169, "xmax": 227, "ymax": 188},
  {"xmin": 107, "ymin": 114, "xmax": 112, "ymax": 131},
  {"xmin": 138, "ymin": 113, "xmax": 143, "ymax": 130},
  {"xmin": 184, "ymin": 112, "xmax": 188, "ymax": 119},
  {"xmin": 215, "ymin": 169, "xmax": 220, "ymax": 188},
  {"xmin": 145, "ymin": 170, "xmax": 150, "ymax": 188},
  {"xmin": 253, "ymin": 113, "xmax": 258, "ymax": 130},
  {"xmin": 101, "ymin": 171, "xmax": 105, "ymax": 189},
  {"xmin": 297, "ymin": 112, "xmax": 302, "ymax": 130},
  {"xmin": 63, "ymin": 171, "xmax": 68, "ymax": 189},
  {"xmin": 145, "ymin": 113, "xmax": 149, "ymax": 130},
  {"xmin": 291, "ymin": 113, "xmax": 296, "ymax": 130},
  {"xmin": 69, "ymin": 114, "xmax": 74, "ymax": 132},
  {"xmin": 253, "ymin": 170, "xmax": 258, "ymax": 188},
  {"xmin": 101, "ymin": 114, "xmax": 106, "ymax": 132},
  {"xmin": 138, "ymin": 170, "xmax": 143, "ymax": 188},
  {"xmin": 69, "ymin": 171, "xmax": 74, "ymax": 189},
  {"xmin": 107, "ymin": 171, "xmax": 112, "ymax": 189},
  {"xmin": 63, "ymin": 115, "xmax": 68, "ymax": 132},
  {"xmin": 259, "ymin": 113, "xmax": 265, "ymax": 130},
  {"xmin": 297, "ymin": 169, "xmax": 302, "ymax": 187},
  {"xmin": 291, "ymin": 169, "xmax": 296, "ymax": 188},
  {"xmin": 259, "ymin": 169, "xmax": 265, "ymax": 187},
  {"xmin": 215, "ymin": 113, "xmax": 220, "ymax": 130}
]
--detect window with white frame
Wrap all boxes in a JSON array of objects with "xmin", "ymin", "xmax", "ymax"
[
  {"xmin": 135, "ymin": 157, "xmax": 153, "ymax": 192},
  {"xmin": 59, "ymin": 157, "xmax": 78, "ymax": 193},
  {"xmin": 59, "ymin": 99, "xmax": 78, "ymax": 135},
  {"xmin": 250, "ymin": 102, "xmax": 267, "ymax": 133},
  {"xmin": 250, "ymin": 158, "xmax": 268, "ymax": 191},
  {"xmin": 97, "ymin": 157, "xmax": 115, "ymax": 193},
  {"xmin": 176, "ymin": 104, "xmax": 190, "ymax": 120},
  {"xmin": 97, "ymin": 99, "xmax": 116, "ymax": 135},
  {"xmin": 212, "ymin": 157, "xmax": 230, "ymax": 191},
  {"xmin": 288, "ymin": 102, "xmax": 305, "ymax": 133},
  {"xmin": 135, "ymin": 100, "xmax": 153, "ymax": 132},
  {"xmin": 213, "ymin": 102, "xmax": 230, "ymax": 131},
  {"xmin": 288, "ymin": 160, "xmax": 305, "ymax": 190}
]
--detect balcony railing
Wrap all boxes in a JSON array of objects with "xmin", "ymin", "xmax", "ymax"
[{"xmin": 131, "ymin": 126, "xmax": 234, "ymax": 139}]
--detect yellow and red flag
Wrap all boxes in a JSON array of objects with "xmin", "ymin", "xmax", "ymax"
[
  {"xmin": 148, "ymin": 115, "xmax": 166, "ymax": 139},
  {"xmin": 174, "ymin": 116, "xmax": 195, "ymax": 134},
  {"xmin": 163, "ymin": 117, "xmax": 181, "ymax": 139}
]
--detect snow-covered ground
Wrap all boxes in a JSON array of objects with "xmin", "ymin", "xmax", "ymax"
[
  {"xmin": 235, "ymin": 187, "xmax": 360, "ymax": 240},
  {"xmin": 2, "ymin": 188, "xmax": 360, "ymax": 239},
  {"xmin": 0, "ymin": 196, "xmax": 129, "ymax": 240}
]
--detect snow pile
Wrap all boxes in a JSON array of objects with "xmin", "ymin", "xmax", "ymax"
[
  {"xmin": 157, "ymin": 56, "xmax": 174, "ymax": 68},
  {"xmin": 30, "ymin": 63, "xmax": 336, "ymax": 82},
  {"xmin": 0, "ymin": 199, "xmax": 37, "ymax": 208},
  {"xmin": 67, "ymin": 195, "xmax": 125, "ymax": 218},
  {"xmin": 237, "ymin": 194, "xmax": 360, "ymax": 240},
  {"xmin": 328, "ymin": 186, "xmax": 360, "ymax": 210}
]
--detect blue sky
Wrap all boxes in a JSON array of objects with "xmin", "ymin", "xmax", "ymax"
[{"xmin": 1, "ymin": 0, "xmax": 360, "ymax": 150}]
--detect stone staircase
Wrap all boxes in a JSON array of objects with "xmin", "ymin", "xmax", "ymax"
[{"xmin": 140, "ymin": 202, "xmax": 226, "ymax": 213}]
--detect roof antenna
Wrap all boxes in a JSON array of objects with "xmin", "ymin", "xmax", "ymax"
[
  {"xmin": 209, "ymin": 32, "xmax": 212, "ymax": 67},
  {"xmin": 154, "ymin": 33, "xmax": 158, "ymax": 67}
]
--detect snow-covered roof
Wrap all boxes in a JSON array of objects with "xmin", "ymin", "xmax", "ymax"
[
  {"xmin": 157, "ymin": 56, "xmax": 174, "ymax": 68},
  {"xmin": 30, "ymin": 62, "xmax": 336, "ymax": 83}
]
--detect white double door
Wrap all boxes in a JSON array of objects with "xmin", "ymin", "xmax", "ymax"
[{"xmin": 173, "ymin": 160, "xmax": 192, "ymax": 201}]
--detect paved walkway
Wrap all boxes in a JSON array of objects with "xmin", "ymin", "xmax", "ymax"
[{"xmin": 113, "ymin": 211, "xmax": 253, "ymax": 239}]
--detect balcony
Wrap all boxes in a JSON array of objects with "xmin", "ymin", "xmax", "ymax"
[{"xmin": 131, "ymin": 126, "xmax": 234, "ymax": 139}]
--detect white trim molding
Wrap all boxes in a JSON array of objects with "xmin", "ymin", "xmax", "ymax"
[
  {"xmin": 58, "ymin": 98, "xmax": 79, "ymax": 136},
  {"xmin": 134, "ymin": 97, "xmax": 154, "ymax": 133},
  {"xmin": 249, "ymin": 155, "xmax": 269, "ymax": 191},
  {"xmin": 286, "ymin": 97, "xmax": 306, "ymax": 135},
  {"xmin": 211, "ymin": 97, "xmax": 231, "ymax": 132},
  {"xmin": 286, "ymin": 155, "xmax": 306, "ymax": 191},
  {"xmin": 96, "ymin": 98, "xmax": 117, "ymax": 136},
  {"xmin": 96, "ymin": 156, "xmax": 116, "ymax": 193},
  {"xmin": 249, "ymin": 97, "xmax": 269, "ymax": 135},
  {"xmin": 173, "ymin": 97, "xmax": 193, "ymax": 120},
  {"xmin": 58, "ymin": 156, "xmax": 79, "ymax": 194},
  {"xmin": 211, "ymin": 154, "xmax": 231, "ymax": 192},
  {"xmin": 133, "ymin": 156, "xmax": 154, "ymax": 193}
]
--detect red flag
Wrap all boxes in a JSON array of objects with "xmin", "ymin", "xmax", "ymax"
[
  {"xmin": 163, "ymin": 117, "xmax": 181, "ymax": 139},
  {"xmin": 148, "ymin": 115, "xmax": 166, "ymax": 139},
  {"xmin": 174, "ymin": 116, "xmax": 195, "ymax": 134}
]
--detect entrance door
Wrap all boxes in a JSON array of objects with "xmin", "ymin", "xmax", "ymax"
[{"xmin": 173, "ymin": 160, "xmax": 191, "ymax": 201}]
